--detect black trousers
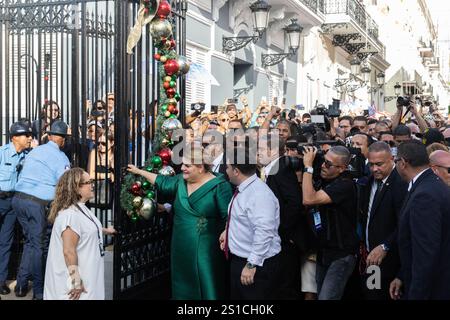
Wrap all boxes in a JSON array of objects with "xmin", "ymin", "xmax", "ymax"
[
  {"xmin": 230, "ymin": 253, "xmax": 280, "ymax": 300},
  {"xmin": 273, "ymin": 241, "xmax": 302, "ymax": 299}
]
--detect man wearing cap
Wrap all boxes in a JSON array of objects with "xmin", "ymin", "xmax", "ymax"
[
  {"xmin": 11, "ymin": 120, "xmax": 71, "ymax": 300},
  {"xmin": 0, "ymin": 122, "xmax": 33, "ymax": 297},
  {"xmin": 429, "ymin": 150, "xmax": 450, "ymax": 186}
]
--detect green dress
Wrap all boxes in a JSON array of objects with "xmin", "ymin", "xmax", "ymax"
[{"xmin": 155, "ymin": 173, "xmax": 233, "ymax": 300}]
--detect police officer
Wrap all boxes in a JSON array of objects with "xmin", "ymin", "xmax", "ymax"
[
  {"xmin": 0, "ymin": 122, "xmax": 33, "ymax": 298},
  {"xmin": 12, "ymin": 120, "xmax": 70, "ymax": 300}
]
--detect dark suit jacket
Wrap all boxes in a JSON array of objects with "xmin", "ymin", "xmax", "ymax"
[
  {"xmin": 398, "ymin": 169, "xmax": 450, "ymax": 300},
  {"xmin": 265, "ymin": 156, "xmax": 311, "ymax": 253},
  {"xmin": 361, "ymin": 168, "xmax": 408, "ymax": 251}
]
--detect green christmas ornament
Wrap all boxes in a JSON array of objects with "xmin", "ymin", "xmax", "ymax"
[
  {"xmin": 171, "ymin": 75, "xmax": 177, "ymax": 81},
  {"xmin": 145, "ymin": 165, "xmax": 154, "ymax": 172},
  {"xmin": 131, "ymin": 212, "xmax": 139, "ymax": 222},
  {"xmin": 151, "ymin": 155, "xmax": 163, "ymax": 168},
  {"xmin": 169, "ymin": 80, "xmax": 176, "ymax": 88},
  {"xmin": 142, "ymin": 181, "xmax": 151, "ymax": 190},
  {"xmin": 161, "ymin": 104, "xmax": 168, "ymax": 112},
  {"xmin": 174, "ymin": 93, "xmax": 181, "ymax": 101},
  {"xmin": 169, "ymin": 114, "xmax": 177, "ymax": 119},
  {"xmin": 146, "ymin": 190, "xmax": 155, "ymax": 199}
]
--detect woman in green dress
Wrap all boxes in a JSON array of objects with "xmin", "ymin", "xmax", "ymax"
[{"xmin": 127, "ymin": 148, "xmax": 232, "ymax": 300}]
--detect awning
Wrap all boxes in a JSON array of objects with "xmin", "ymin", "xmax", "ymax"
[{"xmin": 186, "ymin": 63, "xmax": 220, "ymax": 86}]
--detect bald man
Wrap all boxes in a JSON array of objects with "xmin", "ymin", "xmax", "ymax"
[{"xmin": 430, "ymin": 150, "xmax": 450, "ymax": 186}]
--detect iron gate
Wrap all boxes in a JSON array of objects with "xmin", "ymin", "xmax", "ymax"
[{"xmin": 0, "ymin": 0, "xmax": 186, "ymax": 299}]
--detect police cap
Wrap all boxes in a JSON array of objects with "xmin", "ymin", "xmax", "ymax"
[
  {"xmin": 10, "ymin": 121, "xmax": 32, "ymax": 136},
  {"xmin": 47, "ymin": 120, "xmax": 69, "ymax": 137}
]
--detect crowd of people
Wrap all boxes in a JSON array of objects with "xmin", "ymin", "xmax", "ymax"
[{"xmin": 1, "ymin": 92, "xmax": 450, "ymax": 300}]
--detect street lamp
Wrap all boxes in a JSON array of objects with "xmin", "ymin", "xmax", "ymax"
[
  {"xmin": 350, "ymin": 56, "xmax": 361, "ymax": 75},
  {"xmin": 376, "ymin": 72, "xmax": 385, "ymax": 87},
  {"xmin": 384, "ymin": 82, "xmax": 402, "ymax": 102},
  {"xmin": 222, "ymin": 1, "xmax": 271, "ymax": 53},
  {"xmin": 261, "ymin": 19, "xmax": 303, "ymax": 67},
  {"xmin": 361, "ymin": 65, "xmax": 371, "ymax": 84}
]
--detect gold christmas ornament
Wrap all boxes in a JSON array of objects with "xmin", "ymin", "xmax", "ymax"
[
  {"xmin": 132, "ymin": 196, "xmax": 143, "ymax": 209},
  {"xmin": 176, "ymin": 55, "xmax": 191, "ymax": 75},
  {"xmin": 139, "ymin": 198, "xmax": 156, "ymax": 220},
  {"xmin": 150, "ymin": 19, "xmax": 173, "ymax": 41}
]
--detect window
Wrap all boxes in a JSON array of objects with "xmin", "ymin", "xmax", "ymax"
[{"xmin": 186, "ymin": 45, "xmax": 210, "ymax": 109}]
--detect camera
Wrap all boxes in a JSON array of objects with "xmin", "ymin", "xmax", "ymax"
[
  {"xmin": 191, "ymin": 102, "xmax": 205, "ymax": 112},
  {"xmin": 327, "ymin": 99, "xmax": 342, "ymax": 118},
  {"xmin": 397, "ymin": 96, "xmax": 411, "ymax": 107},
  {"xmin": 288, "ymin": 109, "xmax": 296, "ymax": 120}
]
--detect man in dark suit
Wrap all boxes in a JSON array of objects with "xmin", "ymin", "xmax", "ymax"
[
  {"xmin": 258, "ymin": 135, "xmax": 307, "ymax": 299},
  {"xmin": 390, "ymin": 140, "xmax": 450, "ymax": 300},
  {"xmin": 359, "ymin": 142, "xmax": 408, "ymax": 299}
]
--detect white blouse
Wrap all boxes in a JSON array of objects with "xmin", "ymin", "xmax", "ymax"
[{"xmin": 44, "ymin": 203, "xmax": 105, "ymax": 300}]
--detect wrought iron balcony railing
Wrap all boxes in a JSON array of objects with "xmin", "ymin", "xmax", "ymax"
[
  {"xmin": 299, "ymin": 0, "xmax": 325, "ymax": 14},
  {"xmin": 324, "ymin": 0, "xmax": 380, "ymax": 44}
]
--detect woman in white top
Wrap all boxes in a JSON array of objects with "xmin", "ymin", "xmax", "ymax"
[{"xmin": 44, "ymin": 168, "xmax": 116, "ymax": 300}]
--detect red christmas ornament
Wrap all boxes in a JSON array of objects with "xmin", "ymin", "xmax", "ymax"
[
  {"xmin": 164, "ymin": 59, "xmax": 179, "ymax": 76},
  {"xmin": 166, "ymin": 87, "xmax": 176, "ymax": 98},
  {"xmin": 163, "ymin": 81, "xmax": 171, "ymax": 90},
  {"xmin": 154, "ymin": 53, "xmax": 161, "ymax": 60},
  {"xmin": 172, "ymin": 108, "xmax": 179, "ymax": 115},
  {"xmin": 167, "ymin": 104, "xmax": 175, "ymax": 113},
  {"xmin": 156, "ymin": 1, "xmax": 171, "ymax": 18},
  {"xmin": 158, "ymin": 148, "xmax": 172, "ymax": 165},
  {"xmin": 170, "ymin": 39, "xmax": 176, "ymax": 48},
  {"xmin": 131, "ymin": 182, "xmax": 142, "ymax": 196}
]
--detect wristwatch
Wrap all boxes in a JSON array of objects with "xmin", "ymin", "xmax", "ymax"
[
  {"xmin": 381, "ymin": 243, "xmax": 390, "ymax": 252},
  {"xmin": 245, "ymin": 262, "xmax": 257, "ymax": 269},
  {"xmin": 303, "ymin": 167, "xmax": 314, "ymax": 174}
]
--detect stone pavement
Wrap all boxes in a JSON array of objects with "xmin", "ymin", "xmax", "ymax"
[{"xmin": 1, "ymin": 249, "xmax": 113, "ymax": 300}]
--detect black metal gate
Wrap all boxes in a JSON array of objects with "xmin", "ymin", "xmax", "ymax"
[{"xmin": 0, "ymin": 0, "xmax": 186, "ymax": 299}]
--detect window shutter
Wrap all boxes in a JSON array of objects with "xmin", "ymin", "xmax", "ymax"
[{"xmin": 186, "ymin": 44, "xmax": 210, "ymax": 110}]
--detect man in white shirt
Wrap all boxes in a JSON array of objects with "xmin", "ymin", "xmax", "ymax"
[{"xmin": 219, "ymin": 147, "xmax": 281, "ymax": 299}]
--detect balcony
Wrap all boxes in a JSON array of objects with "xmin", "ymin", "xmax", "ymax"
[
  {"xmin": 321, "ymin": 0, "xmax": 385, "ymax": 61},
  {"xmin": 418, "ymin": 39, "xmax": 435, "ymax": 58},
  {"xmin": 299, "ymin": 0, "xmax": 325, "ymax": 14}
]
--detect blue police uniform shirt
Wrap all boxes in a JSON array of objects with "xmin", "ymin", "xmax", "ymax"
[
  {"xmin": 15, "ymin": 141, "xmax": 70, "ymax": 201},
  {"xmin": 0, "ymin": 143, "xmax": 27, "ymax": 192}
]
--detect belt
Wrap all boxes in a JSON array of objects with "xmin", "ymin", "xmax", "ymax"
[
  {"xmin": 0, "ymin": 191, "xmax": 14, "ymax": 199},
  {"xmin": 14, "ymin": 191, "xmax": 51, "ymax": 207}
]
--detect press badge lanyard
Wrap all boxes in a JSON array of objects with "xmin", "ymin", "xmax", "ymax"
[{"xmin": 75, "ymin": 204, "xmax": 105, "ymax": 257}]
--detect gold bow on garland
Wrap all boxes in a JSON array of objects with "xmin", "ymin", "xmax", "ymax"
[{"xmin": 127, "ymin": 0, "xmax": 160, "ymax": 54}]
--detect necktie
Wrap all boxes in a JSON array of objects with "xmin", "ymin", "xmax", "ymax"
[
  {"xmin": 224, "ymin": 189, "xmax": 239, "ymax": 260},
  {"xmin": 371, "ymin": 180, "xmax": 383, "ymax": 212},
  {"xmin": 260, "ymin": 167, "xmax": 266, "ymax": 182}
]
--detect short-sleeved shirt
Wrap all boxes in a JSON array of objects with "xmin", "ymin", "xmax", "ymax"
[
  {"xmin": 0, "ymin": 143, "xmax": 27, "ymax": 192},
  {"xmin": 15, "ymin": 141, "xmax": 70, "ymax": 201},
  {"xmin": 317, "ymin": 175, "xmax": 358, "ymax": 263},
  {"xmin": 44, "ymin": 203, "xmax": 104, "ymax": 300}
]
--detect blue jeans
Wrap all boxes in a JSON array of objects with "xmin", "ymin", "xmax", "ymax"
[
  {"xmin": 0, "ymin": 197, "xmax": 16, "ymax": 283},
  {"xmin": 316, "ymin": 254, "xmax": 356, "ymax": 300},
  {"xmin": 12, "ymin": 196, "xmax": 48, "ymax": 299}
]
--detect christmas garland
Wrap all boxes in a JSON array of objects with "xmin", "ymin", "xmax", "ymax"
[{"xmin": 121, "ymin": 0, "xmax": 189, "ymax": 221}]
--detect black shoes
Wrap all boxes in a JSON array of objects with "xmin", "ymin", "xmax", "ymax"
[
  {"xmin": 14, "ymin": 286, "xmax": 29, "ymax": 298},
  {"xmin": 32, "ymin": 296, "xmax": 43, "ymax": 300},
  {"xmin": 0, "ymin": 283, "xmax": 11, "ymax": 295}
]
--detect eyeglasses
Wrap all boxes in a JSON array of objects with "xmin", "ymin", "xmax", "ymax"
[
  {"xmin": 436, "ymin": 166, "xmax": 450, "ymax": 173},
  {"xmin": 80, "ymin": 179, "xmax": 94, "ymax": 186},
  {"xmin": 323, "ymin": 159, "xmax": 339, "ymax": 169}
]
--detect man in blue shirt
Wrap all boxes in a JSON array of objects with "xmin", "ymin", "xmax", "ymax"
[
  {"xmin": 12, "ymin": 120, "xmax": 70, "ymax": 300},
  {"xmin": 0, "ymin": 122, "xmax": 33, "ymax": 297}
]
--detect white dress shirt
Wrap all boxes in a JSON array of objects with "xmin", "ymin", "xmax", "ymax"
[
  {"xmin": 228, "ymin": 174, "xmax": 281, "ymax": 266},
  {"xmin": 211, "ymin": 153, "xmax": 224, "ymax": 173},
  {"xmin": 366, "ymin": 173, "xmax": 390, "ymax": 250},
  {"xmin": 261, "ymin": 156, "xmax": 281, "ymax": 182},
  {"xmin": 407, "ymin": 168, "xmax": 429, "ymax": 191}
]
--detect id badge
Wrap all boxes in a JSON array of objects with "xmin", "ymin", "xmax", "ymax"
[{"xmin": 312, "ymin": 210, "xmax": 322, "ymax": 231}]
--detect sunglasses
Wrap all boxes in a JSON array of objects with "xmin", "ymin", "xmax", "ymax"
[
  {"xmin": 383, "ymin": 140, "xmax": 396, "ymax": 147},
  {"xmin": 323, "ymin": 159, "xmax": 339, "ymax": 169},
  {"xmin": 99, "ymin": 142, "xmax": 107, "ymax": 146},
  {"xmin": 436, "ymin": 166, "xmax": 450, "ymax": 174},
  {"xmin": 80, "ymin": 179, "xmax": 94, "ymax": 186},
  {"xmin": 220, "ymin": 119, "xmax": 229, "ymax": 122}
]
